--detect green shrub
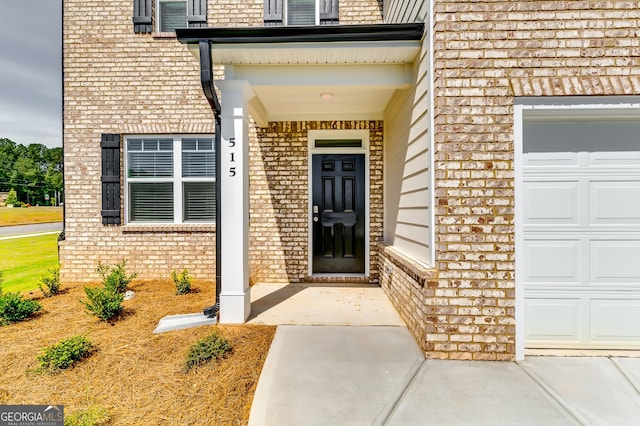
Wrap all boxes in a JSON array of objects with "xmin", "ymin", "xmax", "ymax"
[
  {"xmin": 0, "ymin": 292, "xmax": 42, "ymax": 325},
  {"xmin": 184, "ymin": 330, "xmax": 232, "ymax": 371},
  {"xmin": 171, "ymin": 269, "xmax": 192, "ymax": 295},
  {"xmin": 96, "ymin": 259, "xmax": 137, "ymax": 294},
  {"xmin": 5, "ymin": 188, "xmax": 18, "ymax": 206},
  {"xmin": 64, "ymin": 406, "xmax": 111, "ymax": 426},
  {"xmin": 81, "ymin": 286, "xmax": 124, "ymax": 321},
  {"xmin": 37, "ymin": 335, "xmax": 95, "ymax": 372},
  {"xmin": 0, "ymin": 270, "xmax": 4, "ymax": 295},
  {"xmin": 38, "ymin": 265, "xmax": 61, "ymax": 297}
]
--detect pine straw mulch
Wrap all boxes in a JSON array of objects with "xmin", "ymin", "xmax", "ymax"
[{"xmin": 0, "ymin": 279, "xmax": 276, "ymax": 425}]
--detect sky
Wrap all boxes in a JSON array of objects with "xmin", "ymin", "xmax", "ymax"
[{"xmin": 0, "ymin": 1, "xmax": 62, "ymax": 148}]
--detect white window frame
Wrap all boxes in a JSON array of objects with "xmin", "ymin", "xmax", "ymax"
[
  {"xmin": 285, "ymin": 0, "xmax": 320, "ymax": 26},
  {"xmin": 156, "ymin": 0, "xmax": 187, "ymax": 32},
  {"xmin": 124, "ymin": 135, "xmax": 215, "ymax": 224}
]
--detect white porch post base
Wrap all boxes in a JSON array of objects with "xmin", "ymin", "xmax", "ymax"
[
  {"xmin": 217, "ymin": 79, "xmax": 254, "ymax": 324},
  {"xmin": 219, "ymin": 292, "xmax": 251, "ymax": 323}
]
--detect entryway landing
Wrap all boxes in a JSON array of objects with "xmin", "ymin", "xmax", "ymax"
[{"xmin": 247, "ymin": 282, "xmax": 406, "ymax": 326}]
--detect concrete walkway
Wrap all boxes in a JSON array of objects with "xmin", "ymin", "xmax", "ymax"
[{"xmin": 247, "ymin": 283, "xmax": 640, "ymax": 425}]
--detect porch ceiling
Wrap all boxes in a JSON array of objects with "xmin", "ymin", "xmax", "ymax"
[{"xmin": 176, "ymin": 24, "xmax": 425, "ymax": 125}]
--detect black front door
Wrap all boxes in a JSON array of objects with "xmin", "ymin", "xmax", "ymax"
[{"xmin": 312, "ymin": 154, "xmax": 365, "ymax": 274}]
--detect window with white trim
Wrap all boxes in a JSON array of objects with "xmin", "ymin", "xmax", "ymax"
[
  {"xmin": 126, "ymin": 136, "xmax": 215, "ymax": 223},
  {"xmin": 157, "ymin": 0, "xmax": 186, "ymax": 32}
]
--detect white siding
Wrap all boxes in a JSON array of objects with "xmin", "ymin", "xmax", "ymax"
[
  {"xmin": 383, "ymin": 1, "xmax": 431, "ymax": 265},
  {"xmin": 383, "ymin": 0, "xmax": 428, "ymax": 24}
]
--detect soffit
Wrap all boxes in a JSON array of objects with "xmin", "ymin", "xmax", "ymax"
[{"xmin": 177, "ymin": 24, "xmax": 425, "ymax": 123}]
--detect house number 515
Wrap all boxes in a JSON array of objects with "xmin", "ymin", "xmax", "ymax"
[{"xmin": 229, "ymin": 137, "xmax": 236, "ymax": 177}]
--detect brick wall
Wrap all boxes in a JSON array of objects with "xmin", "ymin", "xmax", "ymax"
[
  {"xmin": 425, "ymin": 0, "xmax": 640, "ymax": 360},
  {"xmin": 340, "ymin": 0, "xmax": 384, "ymax": 23},
  {"xmin": 61, "ymin": 0, "xmax": 384, "ymax": 283},
  {"xmin": 250, "ymin": 120, "xmax": 384, "ymax": 284},
  {"xmin": 60, "ymin": 0, "xmax": 232, "ymax": 283}
]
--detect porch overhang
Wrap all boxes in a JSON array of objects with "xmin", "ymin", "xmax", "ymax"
[{"xmin": 176, "ymin": 23, "xmax": 425, "ymax": 126}]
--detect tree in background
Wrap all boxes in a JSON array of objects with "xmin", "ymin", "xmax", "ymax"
[
  {"xmin": 5, "ymin": 189, "xmax": 18, "ymax": 206},
  {"xmin": 0, "ymin": 138, "xmax": 63, "ymax": 206}
]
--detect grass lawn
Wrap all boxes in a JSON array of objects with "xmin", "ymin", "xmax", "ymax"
[
  {"xmin": 0, "ymin": 233, "xmax": 59, "ymax": 293},
  {"xmin": 0, "ymin": 279, "xmax": 275, "ymax": 424},
  {"xmin": 0, "ymin": 206, "xmax": 63, "ymax": 226}
]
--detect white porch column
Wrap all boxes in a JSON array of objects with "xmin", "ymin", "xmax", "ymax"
[{"xmin": 217, "ymin": 80, "xmax": 253, "ymax": 323}]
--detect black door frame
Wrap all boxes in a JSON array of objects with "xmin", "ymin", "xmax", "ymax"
[{"xmin": 307, "ymin": 130, "xmax": 369, "ymax": 277}]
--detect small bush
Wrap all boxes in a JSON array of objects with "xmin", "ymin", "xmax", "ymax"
[
  {"xmin": 96, "ymin": 259, "xmax": 137, "ymax": 294},
  {"xmin": 0, "ymin": 270, "xmax": 4, "ymax": 295},
  {"xmin": 81, "ymin": 286, "xmax": 124, "ymax": 321},
  {"xmin": 184, "ymin": 330, "xmax": 232, "ymax": 371},
  {"xmin": 171, "ymin": 269, "xmax": 192, "ymax": 295},
  {"xmin": 0, "ymin": 292, "xmax": 42, "ymax": 325},
  {"xmin": 38, "ymin": 335, "xmax": 95, "ymax": 372},
  {"xmin": 5, "ymin": 188, "xmax": 18, "ymax": 206},
  {"xmin": 64, "ymin": 406, "xmax": 111, "ymax": 426},
  {"xmin": 39, "ymin": 265, "xmax": 61, "ymax": 297}
]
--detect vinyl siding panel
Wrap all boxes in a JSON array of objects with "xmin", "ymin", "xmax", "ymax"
[{"xmin": 383, "ymin": 2, "xmax": 430, "ymax": 265}]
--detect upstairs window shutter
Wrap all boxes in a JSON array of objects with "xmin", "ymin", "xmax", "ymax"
[
  {"xmin": 264, "ymin": 0, "xmax": 283, "ymax": 26},
  {"xmin": 187, "ymin": 0, "xmax": 208, "ymax": 28},
  {"xmin": 101, "ymin": 134, "xmax": 122, "ymax": 225},
  {"xmin": 319, "ymin": 0, "xmax": 338, "ymax": 25},
  {"xmin": 133, "ymin": 0, "xmax": 153, "ymax": 33}
]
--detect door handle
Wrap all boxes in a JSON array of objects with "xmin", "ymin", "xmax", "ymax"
[{"xmin": 313, "ymin": 205, "xmax": 319, "ymax": 214}]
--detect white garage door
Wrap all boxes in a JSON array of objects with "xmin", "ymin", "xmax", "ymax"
[{"xmin": 523, "ymin": 118, "xmax": 640, "ymax": 349}]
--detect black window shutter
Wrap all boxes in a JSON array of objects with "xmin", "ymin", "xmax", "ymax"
[
  {"xmin": 264, "ymin": 0, "xmax": 283, "ymax": 26},
  {"xmin": 133, "ymin": 0, "xmax": 152, "ymax": 33},
  {"xmin": 320, "ymin": 0, "xmax": 339, "ymax": 24},
  {"xmin": 101, "ymin": 134, "xmax": 122, "ymax": 225},
  {"xmin": 187, "ymin": 0, "xmax": 208, "ymax": 28}
]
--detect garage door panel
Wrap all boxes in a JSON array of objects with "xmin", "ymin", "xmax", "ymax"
[
  {"xmin": 523, "ymin": 181, "xmax": 580, "ymax": 225},
  {"xmin": 590, "ymin": 240, "xmax": 640, "ymax": 284},
  {"xmin": 590, "ymin": 299, "xmax": 640, "ymax": 343},
  {"xmin": 525, "ymin": 298, "xmax": 581, "ymax": 343},
  {"xmin": 589, "ymin": 151, "xmax": 640, "ymax": 167},
  {"xmin": 524, "ymin": 239, "xmax": 581, "ymax": 284},
  {"xmin": 523, "ymin": 114, "xmax": 640, "ymax": 350},
  {"xmin": 589, "ymin": 181, "xmax": 640, "ymax": 225},
  {"xmin": 523, "ymin": 152, "xmax": 579, "ymax": 168}
]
